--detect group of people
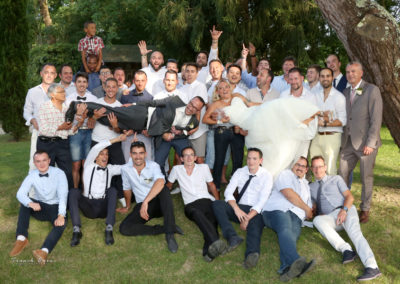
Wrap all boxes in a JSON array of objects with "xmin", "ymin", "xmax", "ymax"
[{"xmin": 10, "ymin": 22, "xmax": 383, "ymax": 281}]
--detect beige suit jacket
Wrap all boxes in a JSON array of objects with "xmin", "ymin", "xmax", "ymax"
[{"xmin": 341, "ymin": 80, "xmax": 383, "ymax": 151}]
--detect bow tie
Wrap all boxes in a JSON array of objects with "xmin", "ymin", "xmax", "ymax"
[
  {"xmin": 77, "ymin": 96, "xmax": 86, "ymax": 101},
  {"xmin": 134, "ymin": 92, "xmax": 143, "ymax": 96},
  {"xmin": 97, "ymin": 166, "xmax": 106, "ymax": 171},
  {"xmin": 39, "ymin": 173, "xmax": 49, "ymax": 177}
]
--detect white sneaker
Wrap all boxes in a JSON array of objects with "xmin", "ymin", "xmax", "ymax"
[{"xmin": 170, "ymin": 187, "xmax": 181, "ymax": 195}]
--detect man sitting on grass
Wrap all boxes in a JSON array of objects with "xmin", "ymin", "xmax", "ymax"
[
  {"xmin": 167, "ymin": 146, "xmax": 227, "ymax": 262},
  {"xmin": 212, "ymin": 148, "xmax": 273, "ymax": 269},
  {"xmin": 9, "ymin": 151, "xmax": 68, "ymax": 266},
  {"xmin": 310, "ymin": 155, "xmax": 381, "ymax": 281}
]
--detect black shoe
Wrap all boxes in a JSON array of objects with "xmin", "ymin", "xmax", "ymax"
[
  {"xmin": 226, "ymin": 236, "xmax": 244, "ymax": 253},
  {"xmin": 357, "ymin": 267, "xmax": 382, "ymax": 281},
  {"xmin": 65, "ymin": 101, "xmax": 77, "ymax": 123},
  {"xmin": 279, "ymin": 257, "xmax": 307, "ymax": 282},
  {"xmin": 203, "ymin": 254, "xmax": 214, "ymax": 262},
  {"xmin": 342, "ymin": 250, "xmax": 357, "ymax": 264},
  {"xmin": 208, "ymin": 239, "xmax": 228, "ymax": 259},
  {"xmin": 166, "ymin": 234, "xmax": 178, "ymax": 253},
  {"xmin": 105, "ymin": 230, "xmax": 114, "ymax": 245},
  {"xmin": 243, "ymin": 252, "xmax": 260, "ymax": 269},
  {"xmin": 297, "ymin": 259, "xmax": 316, "ymax": 278},
  {"xmin": 175, "ymin": 225, "xmax": 184, "ymax": 235},
  {"xmin": 70, "ymin": 231, "xmax": 82, "ymax": 247}
]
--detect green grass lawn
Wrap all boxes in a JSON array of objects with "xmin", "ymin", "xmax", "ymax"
[{"xmin": 0, "ymin": 127, "xmax": 399, "ymax": 283}]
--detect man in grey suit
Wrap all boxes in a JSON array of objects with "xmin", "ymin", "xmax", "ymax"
[{"xmin": 339, "ymin": 61, "xmax": 383, "ymax": 223}]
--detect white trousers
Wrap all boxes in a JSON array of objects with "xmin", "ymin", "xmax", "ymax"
[
  {"xmin": 310, "ymin": 132, "xmax": 341, "ymax": 175},
  {"xmin": 28, "ymin": 128, "xmax": 39, "ymax": 171},
  {"xmin": 313, "ymin": 206, "xmax": 378, "ymax": 268}
]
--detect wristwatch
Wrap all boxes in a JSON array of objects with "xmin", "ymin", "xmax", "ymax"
[{"xmin": 342, "ymin": 206, "xmax": 348, "ymax": 212}]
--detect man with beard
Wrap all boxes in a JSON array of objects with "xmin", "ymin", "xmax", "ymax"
[
  {"xmin": 246, "ymin": 68, "xmax": 279, "ymax": 104},
  {"xmin": 240, "ymin": 43, "xmax": 271, "ymax": 89},
  {"xmin": 138, "ymin": 41, "xmax": 167, "ymax": 95},
  {"xmin": 310, "ymin": 68, "xmax": 346, "ymax": 175},
  {"xmin": 305, "ymin": 64, "xmax": 323, "ymax": 95},
  {"xmin": 280, "ymin": 68, "xmax": 318, "ymax": 159}
]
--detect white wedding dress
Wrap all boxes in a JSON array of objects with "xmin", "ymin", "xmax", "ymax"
[{"xmin": 224, "ymin": 97, "xmax": 319, "ymax": 178}]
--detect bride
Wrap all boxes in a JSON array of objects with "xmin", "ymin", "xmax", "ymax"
[{"xmin": 223, "ymin": 96, "xmax": 319, "ymax": 178}]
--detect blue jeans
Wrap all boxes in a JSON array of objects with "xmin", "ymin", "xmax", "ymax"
[
  {"xmin": 262, "ymin": 210, "xmax": 302, "ymax": 273},
  {"xmin": 212, "ymin": 200, "xmax": 264, "ymax": 257},
  {"xmin": 205, "ymin": 130, "xmax": 230, "ymax": 169},
  {"xmin": 69, "ymin": 129, "xmax": 92, "ymax": 161},
  {"xmin": 213, "ymin": 128, "xmax": 244, "ymax": 189},
  {"xmin": 155, "ymin": 138, "xmax": 190, "ymax": 176}
]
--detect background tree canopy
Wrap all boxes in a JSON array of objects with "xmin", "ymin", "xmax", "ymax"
[{"xmin": 2, "ymin": 0, "xmax": 400, "ymax": 141}]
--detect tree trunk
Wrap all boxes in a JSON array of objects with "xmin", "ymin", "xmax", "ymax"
[
  {"xmin": 39, "ymin": 0, "xmax": 55, "ymax": 43},
  {"xmin": 316, "ymin": 0, "xmax": 400, "ymax": 148}
]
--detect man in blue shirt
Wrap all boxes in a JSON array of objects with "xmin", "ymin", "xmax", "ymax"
[{"xmin": 9, "ymin": 150, "xmax": 68, "ymax": 266}]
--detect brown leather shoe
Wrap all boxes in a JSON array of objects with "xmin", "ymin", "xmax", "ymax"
[
  {"xmin": 360, "ymin": 210, "xmax": 370, "ymax": 223},
  {"xmin": 33, "ymin": 249, "xmax": 48, "ymax": 266},
  {"xmin": 9, "ymin": 239, "xmax": 29, "ymax": 257}
]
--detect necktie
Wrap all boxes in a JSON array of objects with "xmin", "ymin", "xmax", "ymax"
[
  {"xmin": 39, "ymin": 173, "xmax": 49, "ymax": 178},
  {"xmin": 316, "ymin": 180, "xmax": 323, "ymax": 215},
  {"xmin": 350, "ymin": 88, "xmax": 356, "ymax": 105},
  {"xmin": 77, "ymin": 96, "xmax": 86, "ymax": 101},
  {"xmin": 236, "ymin": 175, "xmax": 255, "ymax": 203},
  {"xmin": 97, "ymin": 166, "xmax": 106, "ymax": 171},
  {"xmin": 135, "ymin": 92, "xmax": 143, "ymax": 96},
  {"xmin": 333, "ymin": 78, "xmax": 337, "ymax": 88}
]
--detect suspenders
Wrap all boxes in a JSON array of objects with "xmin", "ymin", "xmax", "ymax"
[{"xmin": 88, "ymin": 166, "xmax": 108, "ymax": 199}]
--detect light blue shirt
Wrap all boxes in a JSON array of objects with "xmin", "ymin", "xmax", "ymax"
[
  {"xmin": 241, "ymin": 70, "xmax": 257, "ymax": 89},
  {"xmin": 23, "ymin": 84, "xmax": 49, "ymax": 126},
  {"xmin": 121, "ymin": 160, "xmax": 165, "ymax": 203},
  {"xmin": 16, "ymin": 167, "xmax": 68, "ymax": 216},
  {"xmin": 271, "ymin": 75, "xmax": 290, "ymax": 94}
]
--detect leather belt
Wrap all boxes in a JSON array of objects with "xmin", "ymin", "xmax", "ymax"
[
  {"xmin": 318, "ymin": 131, "xmax": 337, "ymax": 135},
  {"xmin": 216, "ymin": 126, "xmax": 233, "ymax": 134},
  {"xmin": 38, "ymin": 136, "xmax": 63, "ymax": 142}
]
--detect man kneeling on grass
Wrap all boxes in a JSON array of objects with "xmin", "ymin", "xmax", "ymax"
[
  {"xmin": 167, "ymin": 146, "xmax": 228, "ymax": 262},
  {"xmin": 10, "ymin": 151, "xmax": 68, "ymax": 266},
  {"xmin": 212, "ymin": 148, "xmax": 273, "ymax": 269},
  {"xmin": 68, "ymin": 133, "xmax": 128, "ymax": 247},
  {"xmin": 117, "ymin": 141, "xmax": 183, "ymax": 253},
  {"xmin": 310, "ymin": 155, "xmax": 381, "ymax": 282}
]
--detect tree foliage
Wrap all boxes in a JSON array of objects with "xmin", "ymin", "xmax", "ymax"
[{"xmin": 0, "ymin": 0, "xmax": 30, "ymax": 140}]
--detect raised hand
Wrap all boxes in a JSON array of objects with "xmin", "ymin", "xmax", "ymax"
[
  {"xmin": 210, "ymin": 25, "xmax": 223, "ymax": 41},
  {"xmin": 138, "ymin": 40, "xmax": 152, "ymax": 56}
]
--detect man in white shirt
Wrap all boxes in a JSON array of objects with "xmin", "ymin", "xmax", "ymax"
[
  {"xmin": 304, "ymin": 64, "xmax": 323, "ymax": 95},
  {"xmin": 280, "ymin": 67, "xmax": 318, "ymax": 159},
  {"xmin": 240, "ymin": 43, "xmax": 270, "ymax": 89},
  {"xmin": 212, "ymin": 148, "xmax": 273, "ymax": 269},
  {"xmin": 180, "ymin": 63, "xmax": 209, "ymax": 163},
  {"xmin": 167, "ymin": 146, "xmax": 227, "ymax": 261},
  {"xmin": 152, "ymin": 59, "xmax": 183, "ymax": 94},
  {"xmin": 118, "ymin": 141, "xmax": 182, "ymax": 253},
  {"xmin": 246, "ymin": 68, "xmax": 280, "ymax": 105},
  {"xmin": 90, "ymin": 78, "xmax": 126, "ymax": 204},
  {"xmin": 9, "ymin": 150, "xmax": 68, "ymax": 266},
  {"xmin": 325, "ymin": 54, "xmax": 348, "ymax": 93},
  {"xmin": 66, "ymin": 72, "xmax": 98, "ymax": 188},
  {"xmin": 196, "ymin": 25, "xmax": 222, "ymax": 84},
  {"xmin": 58, "ymin": 64, "xmax": 75, "ymax": 96},
  {"xmin": 24, "ymin": 63, "xmax": 57, "ymax": 171},
  {"xmin": 227, "ymin": 64, "xmax": 246, "ymax": 96},
  {"xmin": 271, "ymin": 56, "xmax": 296, "ymax": 93},
  {"xmin": 69, "ymin": 134, "xmax": 127, "ymax": 247},
  {"xmin": 262, "ymin": 157, "xmax": 316, "ymax": 281},
  {"xmin": 139, "ymin": 47, "xmax": 167, "ymax": 95},
  {"xmin": 310, "ymin": 68, "xmax": 346, "ymax": 175}
]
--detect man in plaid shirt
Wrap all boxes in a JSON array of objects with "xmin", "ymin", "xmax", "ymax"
[{"xmin": 78, "ymin": 21, "xmax": 104, "ymax": 73}]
